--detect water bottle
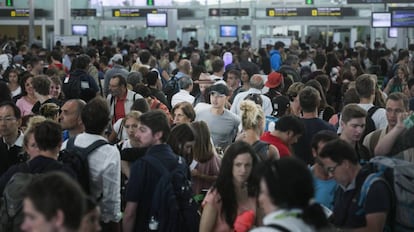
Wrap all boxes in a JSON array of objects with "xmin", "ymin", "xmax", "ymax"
[{"xmin": 148, "ymin": 216, "xmax": 159, "ymax": 231}]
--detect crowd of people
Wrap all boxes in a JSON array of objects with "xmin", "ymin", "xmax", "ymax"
[{"xmin": 0, "ymin": 35, "xmax": 413, "ymax": 232}]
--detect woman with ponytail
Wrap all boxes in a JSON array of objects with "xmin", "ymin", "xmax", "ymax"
[{"xmin": 251, "ymin": 157, "xmax": 331, "ymax": 232}]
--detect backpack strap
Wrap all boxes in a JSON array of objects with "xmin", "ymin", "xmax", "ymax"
[
  {"xmin": 367, "ymin": 106, "xmax": 380, "ymax": 118},
  {"xmin": 266, "ymin": 224, "xmax": 291, "ymax": 232},
  {"xmin": 66, "ymin": 136, "xmax": 109, "ymax": 158}
]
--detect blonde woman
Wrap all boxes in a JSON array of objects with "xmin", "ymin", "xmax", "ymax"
[{"xmin": 238, "ymin": 100, "xmax": 279, "ymax": 161}]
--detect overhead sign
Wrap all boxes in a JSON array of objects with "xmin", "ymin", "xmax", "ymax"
[
  {"xmin": 112, "ymin": 8, "xmax": 161, "ymax": 17},
  {"xmin": 209, "ymin": 8, "xmax": 249, "ymax": 17},
  {"xmin": 266, "ymin": 7, "xmax": 355, "ymax": 17},
  {"xmin": 71, "ymin": 9, "xmax": 97, "ymax": 17},
  {"xmin": 348, "ymin": 0, "xmax": 413, "ymax": 3}
]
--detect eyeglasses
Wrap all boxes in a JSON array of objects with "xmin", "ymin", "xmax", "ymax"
[
  {"xmin": 385, "ymin": 108, "xmax": 404, "ymax": 114},
  {"xmin": 324, "ymin": 163, "xmax": 340, "ymax": 174},
  {"xmin": 0, "ymin": 116, "xmax": 17, "ymax": 122}
]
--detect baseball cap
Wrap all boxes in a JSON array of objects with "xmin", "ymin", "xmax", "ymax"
[
  {"xmin": 265, "ymin": 72, "xmax": 283, "ymax": 88},
  {"xmin": 209, "ymin": 84, "xmax": 229, "ymax": 96},
  {"xmin": 112, "ymin": 54, "xmax": 123, "ymax": 63}
]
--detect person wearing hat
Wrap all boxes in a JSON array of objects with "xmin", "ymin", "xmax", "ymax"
[
  {"xmin": 103, "ymin": 53, "xmax": 129, "ymax": 96},
  {"xmin": 264, "ymin": 71, "xmax": 284, "ymax": 100},
  {"xmin": 231, "ymin": 74, "xmax": 272, "ymax": 116},
  {"xmin": 195, "ymin": 84, "xmax": 240, "ymax": 150}
]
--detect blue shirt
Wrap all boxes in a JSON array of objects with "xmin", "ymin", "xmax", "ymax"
[{"xmin": 312, "ymin": 167, "xmax": 337, "ymax": 210}]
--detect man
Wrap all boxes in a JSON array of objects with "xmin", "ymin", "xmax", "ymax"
[
  {"xmin": 0, "ymin": 120, "xmax": 75, "ymax": 193},
  {"xmin": 175, "ymin": 59, "xmax": 192, "ymax": 80},
  {"xmin": 319, "ymin": 139, "xmax": 391, "ymax": 231},
  {"xmin": 195, "ymin": 84, "xmax": 240, "ymax": 149},
  {"xmin": 364, "ymin": 92, "xmax": 409, "ymax": 155},
  {"xmin": 107, "ymin": 74, "xmax": 142, "ymax": 124},
  {"xmin": 86, "ymin": 48, "xmax": 102, "ymax": 95},
  {"xmin": 64, "ymin": 54, "xmax": 100, "ymax": 102},
  {"xmin": 226, "ymin": 69, "xmax": 241, "ymax": 101},
  {"xmin": 30, "ymin": 75, "xmax": 60, "ymax": 114},
  {"xmin": 231, "ymin": 74, "xmax": 273, "ymax": 116},
  {"xmin": 0, "ymin": 101, "xmax": 24, "ymax": 176},
  {"xmin": 123, "ymin": 110, "xmax": 188, "ymax": 232},
  {"xmin": 279, "ymin": 54, "xmax": 301, "ymax": 82},
  {"xmin": 374, "ymin": 94, "xmax": 412, "ymax": 157},
  {"xmin": 407, "ymin": 78, "xmax": 414, "ymax": 111},
  {"xmin": 310, "ymin": 130, "xmax": 338, "ymax": 210},
  {"xmin": 260, "ymin": 115, "xmax": 304, "ymax": 158},
  {"xmin": 238, "ymin": 50, "xmax": 260, "ymax": 75},
  {"xmin": 270, "ymin": 41, "xmax": 284, "ymax": 71},
  {"xmin": 355, "ymin": 74, "xmax": 387, "ymax": 131},
  {"xmin": 292, "ymin": 86, "xmax": 336, "ymax": 165},
  {"xmin": 62, "ymin": 97, "xmax": 121, "ymax": 230},
  {"xmin": 171, "ymin": 76, "xmax": 194, "ymax": 107},
  {"xmin": 210, "ymin": 59, "xmax": 226, "ymax": 85},
  {"xmin": 21, "ymin": 172, "xmax": 86, "ymax": 232},
  {"xmin": 59, "ymin": 99, "xmax": 86, "ymax": 140},
  {"xmin": 28, "ymin": 56, "xmax": 44, "ymax": 76},
  {"xmin": 339, "ymin": 103, "xmax": 372, "ymax": 163},
  {"xmin": 104, "ymin": 54, "xmax": 129, "ymax": 96}
]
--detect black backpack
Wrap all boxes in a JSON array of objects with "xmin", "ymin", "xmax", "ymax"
[
  {"xmin": 361, "ymin": 106, "xmax": 381, "ymax": 143},
  {"xmin": 58, "ymin": 136, "xmax": 108, "ymax": 195},
  {"xmin": 163, "ymin": 76, "xmax": 180, "ymax": 106},
  {"xmin": 62, "ymin": 74, "xmax": 81, "ymax": 100},
  {"xmin": 142, "ymin": 155, "xmax": 200, "ymax": 232}
]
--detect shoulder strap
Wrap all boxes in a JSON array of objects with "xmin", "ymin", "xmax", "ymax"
[
  {"xmin": 266, "ymin": 224, "xmax": 291, "ymax": 232},
  {"xmin": 82, "ymin": 139, "xmax": 109, "ymax": 156},
  {"xmin": 133, "ymin": 93, "xmax": 137, "ymax": 102},
  {"xmin": 367, "ymin": 106, "xmax": 380, "ymax": 118},
  {"xmin": 66, "ymin": 135, "xmax": 108, "ymax": 157},
  {"xmin": 357, "ymin": 171, "xmax": 386, "ymax": 208}
]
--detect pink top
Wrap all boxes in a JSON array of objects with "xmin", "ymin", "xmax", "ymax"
[
  {"xmin": 16, "ymin": 97, "xmax": 34, "ymax": 116},
  {"xmin": 202, "ymin": 189, "xmax": 256, "ymax": 232},
  {"xmin": 192, "ymin": 155, "xmax": 221, "ymax": 194}
]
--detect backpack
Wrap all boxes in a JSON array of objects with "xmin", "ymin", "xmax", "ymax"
[
  {"xmin": 361, "ymin": 106, "xmax": 380, "ymax": 143},
  {"xmin": 357, "ymin": 156, "xmax": 414, "ymax": 232},
  {"xmin": 142, "ymin": 155, "xmax": 200, "ymax": 232},
  {"xmin": 252, "ymin": 140, "xmax": 270, "ymax": 161},
  {"xmin": 62, "ymin": 74, "xmax": 81, "ymax": 100},
  {"xmin": 163, "ymin": 75, "xmax": 180, "ymax": 106},
  {"xmin": 58, "ymin": 136, "xmax": 108, "ymax": 195},
  {"xmin": 0, "ymin": 164, "xmax": 32, "ymax": 232},
  {"xmin": 299, "ymin": 63, "xmax": 313, "ymax": 82}
]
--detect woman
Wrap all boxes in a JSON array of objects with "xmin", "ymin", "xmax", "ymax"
[
  {"xmin": 108, "ymin": 99, "xmax": 149, "ymax": 144},
  {"xmin": 239, "ymin": 100, "xmax": 279, "ymax": 161},
  {"xmin": 16, "ymin": 73, "xmax": 37, "ymax": 116},
  {"xmin": 191, "ymin": 121, "xmax": 221, "ymax": 195},
  {"xmin": 7, "ymin": 69, "xmax": 21, "ymax": 98},
  {"xmin": 286, "ymin": 82, "xmax": 305, "ymax": 117},
  {"xmin": 39, "ymin": 103, "xmax": 60, "ymax": 122},
  {"xmin": 384, "ymin": 65, "xmax": 409, "ymax": 95},
  {"xmin": 171, "ymin": 101, "xmax": 196, "ymax": 125},
  {"xmin": 49, "ymin": 75, "xmax": 65, "ymax": 103},
  {"xmin": 251, "ymin": 158, "xmax": 330, "ymax": 232},
  {"xmin": 200, "ymin": 141, "xmax": 258, "ymax": 232},
  {"xmin": 167, "ymin": 123, "xmax": 196, "ymax": 165}
]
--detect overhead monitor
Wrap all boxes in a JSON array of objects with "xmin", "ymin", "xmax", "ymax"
[
  {"xmin": 220, "ymin": 25, "xmax": 238, "ymax": 37},
  {"xmin": 72, "ymin": 25, "xmax": 88, "ymax": 36},
  {"xmin": 391, "ymin": 8, "xmax": 414, "ymax": 27},
  {"xmin": 146, "ymin": 13, "xmax": 167, "ymax": 27},
  {"xmin": 371, "ymin": 12, "xmax": 391, "ymax": 28},
  {"xmin": 388, "ymin": 28, "xmax": 398, "ymax": 38}
]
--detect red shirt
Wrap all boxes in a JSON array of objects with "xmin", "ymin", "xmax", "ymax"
[
  {"xmin": 113, "ymin": 93, "xmax": 127, "ymax": 124},
  {"xmin": 260, "ymin": 131, "xmax": 291, "ymax": 158}
]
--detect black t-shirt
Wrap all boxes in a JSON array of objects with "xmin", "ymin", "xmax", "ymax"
[
  {"xmin": 332, "ymin": 168, "xmax": 391, "ymax": 229},
  {"xmin": 125, "ymin": 144, "xmax": 179, "ymax": 232}
]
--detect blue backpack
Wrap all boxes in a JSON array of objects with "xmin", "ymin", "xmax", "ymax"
[
  {"xmin": 357, "ymin": 156, "xmax": 414, "ymax": 232},
  {"xmin": 142, "ymin": 155, "xmax": 200, "ymax": 232}
]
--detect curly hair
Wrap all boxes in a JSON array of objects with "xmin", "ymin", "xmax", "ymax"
[{"xmin": 240, "ymin": 100, "xmax": 264, "ymax": 133}]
